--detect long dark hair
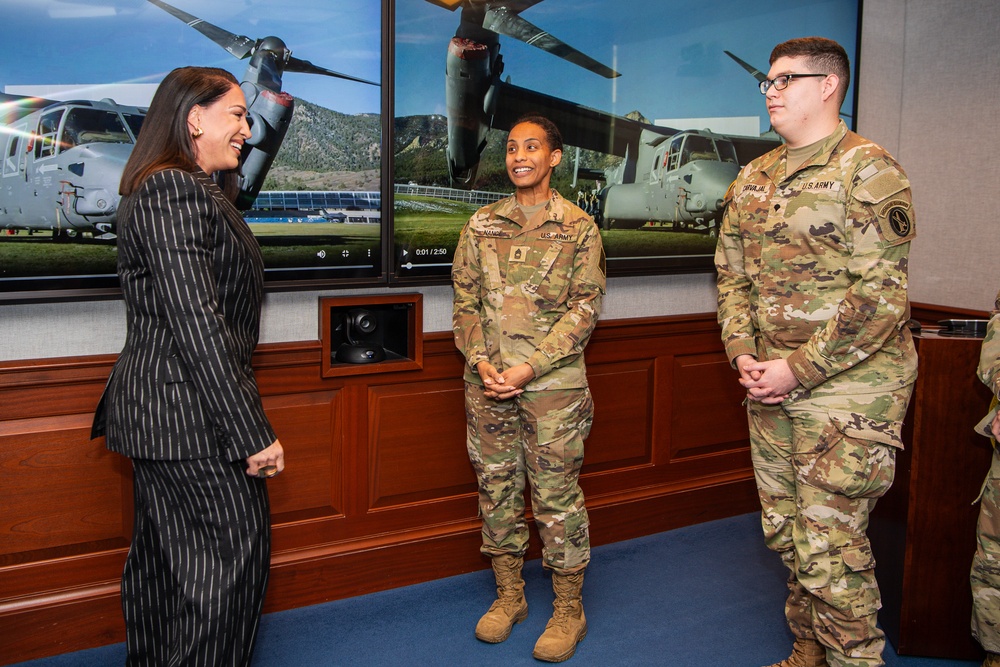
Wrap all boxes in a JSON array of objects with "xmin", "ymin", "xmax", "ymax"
[{"xmin": 119, "ymin": 66, "xmax": 241, "ymax": 198}]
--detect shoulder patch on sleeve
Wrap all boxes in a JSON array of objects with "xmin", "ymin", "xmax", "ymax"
[{"xmin": 875, "ymin": 198, "xmax": 915, "ymax": 243}]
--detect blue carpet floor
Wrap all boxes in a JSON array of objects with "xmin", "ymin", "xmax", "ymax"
[{"xmin": 11, "ymin": 512, "xmax": 981, "ymax": 666}]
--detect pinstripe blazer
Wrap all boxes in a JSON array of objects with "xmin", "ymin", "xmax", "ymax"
[{"xmin": 92, "ymin": 168, "xmax": 276, "ymax": 462}]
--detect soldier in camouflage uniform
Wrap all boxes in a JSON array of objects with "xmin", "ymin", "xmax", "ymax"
[
  {"xmin": 715, "ymin": 38, "xmax": 917, "ymax": 667},
  {"xmin": 972, "ymin": 289, "xmax": 1000, "ymax": 667},
  {"xmin": 452, "ymin": 115, "xmax": 606, "ymax": 663}
]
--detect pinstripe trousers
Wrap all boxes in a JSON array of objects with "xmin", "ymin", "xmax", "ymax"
[{"xmin": 125, "ymin": 457, "xmax": 270, "ymax": 667}]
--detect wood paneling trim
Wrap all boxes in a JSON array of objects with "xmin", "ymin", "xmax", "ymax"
[
  {"xmin": 0, "ymin": 313, "xmax": 761, "ymax": 665},
  {"xmin": 871, "ymin": 333, "xmax": 993, "ymax": 660},
  {"xmin": 910, "ymin": 301, "xmax": 989, "ymax": 325}
]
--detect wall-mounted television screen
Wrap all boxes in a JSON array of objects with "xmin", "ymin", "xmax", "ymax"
[
  {"xmin": 0, "ymin": 0, "xmax": 384, "ymax": 303},
  {"xmin": 390, "ymin": 0, "xmax": 860, "ymax": 284}
]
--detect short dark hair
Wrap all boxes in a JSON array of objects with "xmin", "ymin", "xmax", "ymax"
[
  {"xmin": 120, "ymin": 66, "xmax": 241, "ymax": 197},
  {"xmin": 770, "ymin": 37, "xmax": 850, "ymax": 106},
  {"xmin": 511, "ymin": 114, "xmax": 563, "ymax": 153}
]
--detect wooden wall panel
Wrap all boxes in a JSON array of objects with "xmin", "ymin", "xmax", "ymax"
[
  {"xmin": 0, "ymin": 314, "xmax": 762, "ymax": 665},
  {"xmin": 585, "ymin": 360, "xmax": 653, "ymax": 470},
  {"xmin": 368, "ymin": 379, "xmax": 473, "ymax": 509},
  {"xmin": 0, "ymin": 358, "xmax": 112, "ymax": 422},
  {"xmin": 0, "ymin": 414, "xmax": 124, "ymax": 558},
  {"xmin": 264, "ymin": 390, "xmax": 343, "ymax": 519},
  {"xmin": 670, "ymin": 352, "xmax": 751, "ymax": 459}
]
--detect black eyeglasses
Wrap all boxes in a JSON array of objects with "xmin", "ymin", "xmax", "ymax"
[{"xmin": 759, "ymin": 73, "xmax": 828, "ymax": 94}]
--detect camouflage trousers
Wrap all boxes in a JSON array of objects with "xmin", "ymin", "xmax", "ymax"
[
  {"xmin": 972, "ymin": 443, "xmax": 1000, "ymax": 653},
  {"xmin": 464, "ymin": 382, "xmax": 593, "ymax": 573},
  {"xmin": 748, "ymin": 385, "xmax": 912, "ymax": 667}
]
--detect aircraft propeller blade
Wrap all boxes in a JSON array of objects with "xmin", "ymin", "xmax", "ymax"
[
  {"xmin": 724, "ymin": 50, "xmax": 766, "ymax": 83},
  {"xmin": 425, "ymin": 0, "xmax": 544, "ymax": 13},
  {"xmin": 285, "ymin": 57, "xmax": 380, "ymax": 87},
  {"xmin": 147, "ymin": 0, "xmax": 255, "ymax": 60},
  {"xmin": 483, "ymin": 6, "xmax": 619, "ymax": 78},
  {"xmin": 424, "ymin": 0, "xmax": 616, "ymax": 78},
  {"xmin": 148, "ymin": 0, "xmax": 378, "ymax": 86}
]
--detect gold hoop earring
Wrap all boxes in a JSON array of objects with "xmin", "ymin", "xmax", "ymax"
[{"xmin": 192, "ymin": 127, "xmax": 203, "ymax": 138}]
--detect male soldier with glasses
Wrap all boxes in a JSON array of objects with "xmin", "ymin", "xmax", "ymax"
[{"xmin": 715, "ymin": 37, "xmax": 917, "ymax": 667}]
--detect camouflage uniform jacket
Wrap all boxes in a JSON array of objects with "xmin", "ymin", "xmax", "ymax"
[
  {"xmin": 979, "ymin": 289, "xmax": 1000, "ymax": 397},
  {"xmin": 452, "ymin": 189, "xmax": 606, "ymax": 391},
  {"xmin": 716, "ymin": 120, "xmax": 917, "ymax": 392}
]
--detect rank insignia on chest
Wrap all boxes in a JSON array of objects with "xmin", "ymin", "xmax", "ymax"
[{"xmin": 509, "ymin": 245, "xmax": 530, "ymax": 263}]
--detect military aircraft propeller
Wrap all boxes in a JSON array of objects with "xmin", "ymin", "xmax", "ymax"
[
  {"xmin": 426, "ymin": 0, "xmax": 619, "ymax": 186},
  {"xmin": 148, "ymin": 0, "xmax": 379, "ymax": 88},
  {"xmin": 420, "ymin": 0, "xmax": 779, "ymax": 234},
  {"xmin": 0, "ymin": 0, "xmax": 377, "ymax": 240},
  {"xmin": 147, "ymin": 0, "xmax": 379, "ymax": 209}
]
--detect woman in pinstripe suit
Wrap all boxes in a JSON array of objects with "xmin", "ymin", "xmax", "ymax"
[{"xmin": 92, "ymin": 66, "xmax": 285, "ymax": 667}]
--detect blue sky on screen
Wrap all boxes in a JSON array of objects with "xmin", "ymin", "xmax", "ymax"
[
  {"xmin": 0, "ymin": 0, "xmax": 858, "ymax": 127},
  {"xmin": 394, "ymin": 0, "xmax": 859, "ymax": 132},
  {"xmin": 0, "ymin": 0, "xmax": 382, "ymax": 115}
]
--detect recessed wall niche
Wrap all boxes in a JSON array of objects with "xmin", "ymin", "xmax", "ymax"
[{"xmin": 319, "ymin": 293, "xmax": 423, "ymax": 378}]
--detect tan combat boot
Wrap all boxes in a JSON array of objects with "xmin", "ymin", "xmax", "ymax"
[
  {"xmin": 765, "ymin": 638, "xmax": 829, "ymax": 667},
  {"xmin": 475, "ymin": 554, "xmax": 528, "ymax": 643},
  {"xmin": 532, "ymin": 570, "xmax": 587, "ymax": 663}
]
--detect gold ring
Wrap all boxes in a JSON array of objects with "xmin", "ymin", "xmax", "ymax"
[{"xmin": 257, "ymin": 465, "xmax": 279, "ymax": 479}]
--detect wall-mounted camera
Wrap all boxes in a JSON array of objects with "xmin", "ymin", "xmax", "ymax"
[
  {"xmin": 320, "ymin": 294, "xmax": 423, "ymax": 377},
  {"xmin": 335, "ymin": 308, "xmax": 387, "ymax": 364}
]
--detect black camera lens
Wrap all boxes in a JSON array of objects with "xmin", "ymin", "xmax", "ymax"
[{"xmin": 353, "ymin": 311, "xmax": 376, "ymax": 333}]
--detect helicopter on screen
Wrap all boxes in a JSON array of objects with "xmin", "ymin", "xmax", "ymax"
[
  {"xmin": 595, "ymin": 126, "xmax": 774, "ymax": 235},
  {"xmin": 0, "ymin": 94, "xmax": 145, "ymax": 240},
  {"xmin": 424, "ymin": 0, "xmax": 780, "ymax": 234},
  {"xmin": 0, "ymin": 0, "xmax": 377, "ymax": 241},
  {"xmin": 589, "ymin": 48, "xmax": 862, "ymax": 234}
]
